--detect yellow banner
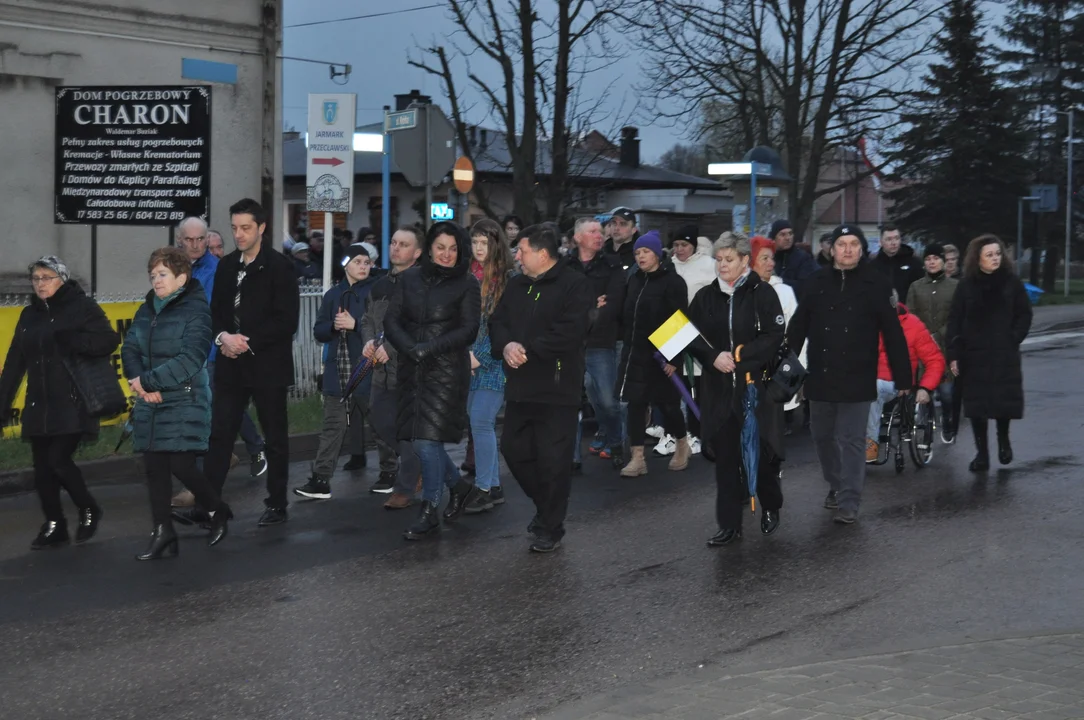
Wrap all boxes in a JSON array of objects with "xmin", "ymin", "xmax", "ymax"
[{"xmin": 0, "ymin": 302, "xmax": 143, "ymax": 438}]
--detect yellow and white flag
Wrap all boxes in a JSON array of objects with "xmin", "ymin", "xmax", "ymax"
[{"xmin": 649, "ymin": 309, "xmax": 701, "ymax": 361}]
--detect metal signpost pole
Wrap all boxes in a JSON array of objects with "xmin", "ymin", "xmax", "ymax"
[
  {"xmin": 749, "ymin": 162, "xmax": 758, "ymax": 235},
  {"xmin": 382, "ymin": 105, "xmax": 391, "ymax": 269},
  {"xmin": 323, "ymin": 212, "xmax": 334, "ymax": 291},
  {"xmin": 1066, "ymin": 109, "xmax": 1074, "ymax": 298},
  {"xmin": 424, "ymin": 103, "xmax": 432, "ymax": 231}
]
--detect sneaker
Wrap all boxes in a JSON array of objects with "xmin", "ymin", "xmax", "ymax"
[
  {"xmin": 833, "ymin": 508, "xmax": 858, "ymax": 525},
  {"xmin": 941, "ymin": 429, "xmax": 956, "ymax": 444},
  {"xmin": 588, "ymin": 438, "xmax": 606, "ymax": 455},
  {"xmin": 250, "ymin": 451, "xmax": 268, "ymax": 477},
  {"xmin": 293, "ymin": 476, "xmax": 331, "ymax": 500},
  {"xmin": 652, "ymin": 434, "xmax": 677, "ymax": 456},
  {"xmin": 823, "ymin": 490, "xmax": 839, "ymax": 510},
  {"xmin": 529, "ymin": 536, "xmax": 562, "ymax": 553},
  {"xmin": 645, "ymin": 425, "xmax": 665, "ymax": 440},
  {"xmin": 598, "ymin": 446, "xmax": 614, "ymax": 459},
  {"xmin": 171, "ymin": 489, "xmax": 195, "ymax": 508},
  {"xmin": 464, "ymin": 489, "xmax": 494, "ymax": 514},
  {"xmin": 865, "ymin": 439, "xmax": 878, "ymax": 464},
  {"xmin": 369, "ymin": 472, "xmax": 396, "ymax": 494},
  {"xmin": 688, "ymin": 436, "xmax": 702, "ymax": 455},
  {"xmin": 490, "ymin": 486, "xmax": 506, "ymax": 505}
]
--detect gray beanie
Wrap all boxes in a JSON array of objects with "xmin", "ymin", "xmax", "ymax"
[{"xmin": 29, "ymin": 256, "xmax": 69, "ymax": 282}]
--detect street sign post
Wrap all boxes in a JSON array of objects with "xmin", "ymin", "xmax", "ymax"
[
  {"xmin": 1030, "ymin": 184, "xmax": 1058, "ymax": 213},
  {"xmin": 391, "ymin": 103, "xmax": 455, "ymax": 229},
  {"xmin": 307, "ymin": 93, "xmax": 356, "ymax": 290},
  {"xmin": 385, "ymin": 109, "xmax": 417, "ymax": 132}
]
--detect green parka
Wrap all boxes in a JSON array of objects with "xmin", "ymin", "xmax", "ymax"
[{"xmin": 121, "ymin": 278, "xmax": 212, "ymax": 453}]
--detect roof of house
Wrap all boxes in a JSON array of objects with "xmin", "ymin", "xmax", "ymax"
[{"xmin": 283, "ymin": 125, "xmax": 720, "ymax": 191}]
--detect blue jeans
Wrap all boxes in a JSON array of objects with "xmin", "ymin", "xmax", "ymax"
[
  {"xmin": 412, "ymin": 440, "xmax": 461, "ymax": 504},
  {"xmin": 468, "ymin": 389, "xmax": 504, "ymax": 491},
  {"xmin": 207, "ymin": 361, "xmax": 264, "ymax": 455},
  {"xmin": 866, "ymin": 380, "xmax": 898, "ymax": 441}
]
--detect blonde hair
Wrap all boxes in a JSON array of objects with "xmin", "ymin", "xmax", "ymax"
[{"xmin": 713, "ymin": 231, "xmax": 751, "ymax": 257}]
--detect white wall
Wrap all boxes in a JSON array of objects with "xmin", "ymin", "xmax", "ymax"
[
  {"xmin": 608, "ymin": 188, "xmax": 733, "ymax": 215},
  {"xmin": 0, "ymin": 0, "xmax": 274, "ymax": 295}
]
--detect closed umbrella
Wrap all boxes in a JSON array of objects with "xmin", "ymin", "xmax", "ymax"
[
  {"xmin": 739, "ymin": 381, "xmax": 759, "ymax": 512},
  {"xmin": 340, "ymin": 332, "xmax": 382, "ymax": 404}
]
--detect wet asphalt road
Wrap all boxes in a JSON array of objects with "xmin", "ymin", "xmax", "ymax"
[{"xmin": 1, "ymin": 333, "xmax": 1082, "ymax": 720}]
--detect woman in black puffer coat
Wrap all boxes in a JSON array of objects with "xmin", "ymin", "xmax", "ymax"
[
  {"xmin": 946, "ymin": 234, "xmax": 1032, "ymax": 472},
  {"xmin": 122, "ymin": 247, "xmax": 231, "ymax": 560},
  {"xmin": 0, "ymin": 256, "xmax": 120, "ymax": 551},
  {"xmin": 385, "ymin": 221, "xmax": 481, "ymax": 540},
  {"xmin": 617, "ymin": 231, "xmax": 691, "ymax": 477}
]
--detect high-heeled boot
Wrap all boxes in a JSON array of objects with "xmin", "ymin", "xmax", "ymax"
[
  {"xmin": 207, "ymin": 504, "xmax": 233, "ymax": 547},
  {"xmin": 135, "ymin": 523, "xmax": 179, "ymax": 561},
  {"xmin": 969, "ymin": 418, "xmax": 990, "ymax": 472},
  {"xmin": 996, "ymin": 419, "xmax": 1012, "ymax": 465},
  {"xmin": 403, "ymin": 501, "xmax": 441, "ymax": 541}
]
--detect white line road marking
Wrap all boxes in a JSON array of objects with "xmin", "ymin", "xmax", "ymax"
[{"xmin": 1021, "ymin": 331, "xmax": 1084, "ymax": 346}]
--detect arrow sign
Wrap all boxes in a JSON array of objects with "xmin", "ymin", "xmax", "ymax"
[{"xmin": 312, "ymin": 157, "xmax": 345, "ymax": 167}]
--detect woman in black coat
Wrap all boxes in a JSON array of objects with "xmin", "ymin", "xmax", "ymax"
[
  {"xmin": 0, "ymin": 256, "xmax": 120, "ymax": 550},
  {"xmin": 385, "ymin": 221, "xmax": 481, "ymax": 540},
  {"xmin": 946, "ymin": 234, "xmax": 1032, "ymax": 471},
  {"xmin": 686, "ymin": 234, "xmax": 784, "ymax": 547},
  {"xmin": 617, "ymin": 231, "xmax": 691, "ymax": 477}
]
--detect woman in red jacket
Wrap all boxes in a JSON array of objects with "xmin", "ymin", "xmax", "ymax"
[{"xmin": 866, "ymin": 292, "xmax": 945, "ymax": 462}]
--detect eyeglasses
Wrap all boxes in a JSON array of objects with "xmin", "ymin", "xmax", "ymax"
[{"xmin": 30, "ymin": 275, "xmax": 60, "ymax": 284}]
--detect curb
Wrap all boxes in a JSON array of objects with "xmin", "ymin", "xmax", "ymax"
[{"xmin": 0, "ymin": 433, "xmax": 326, "ymax": 498}]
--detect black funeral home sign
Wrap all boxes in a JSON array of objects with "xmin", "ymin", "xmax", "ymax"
[{"xmin": 54, "ymin": 86, "xmax": 211, "ymax": 225}]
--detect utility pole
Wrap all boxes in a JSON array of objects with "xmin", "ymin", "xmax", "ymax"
[{"xmin": 261, "ymin": 0, "xmax": 282, "ymax": 246}]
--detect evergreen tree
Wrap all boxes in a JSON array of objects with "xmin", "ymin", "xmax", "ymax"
[{"xmin": 886, "ymin": 0, "xmax": 1028, "ymax": 248}]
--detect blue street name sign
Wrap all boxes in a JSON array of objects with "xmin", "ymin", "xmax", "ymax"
[{"xmin": 385, "ymin": 109, "xmax": 418, "ymax": 132}]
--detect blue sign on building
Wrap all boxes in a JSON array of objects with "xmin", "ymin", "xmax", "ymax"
[{"xmin": 430, "ymin": 203, "xmax": 454, "ymax": 221}]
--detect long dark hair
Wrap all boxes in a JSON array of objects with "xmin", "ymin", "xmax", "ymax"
[
  {"xmin": 470, "ymin": 218, "xmax": 513, "ymax": 310},
  {"xmin": 963, "ymin": 234, "xmax": 1014, "ymax": 279}
]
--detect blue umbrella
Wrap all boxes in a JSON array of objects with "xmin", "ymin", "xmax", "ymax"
[{"xmin": 739, "ymin": 381, "xmax": 759, "ymax": 513}]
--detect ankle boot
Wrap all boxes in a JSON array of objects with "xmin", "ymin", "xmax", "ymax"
[
  {"xmin": 620, "ymin": 446, "xmax": 648, "ymax": 477},
  {"xmin": 443, "ymin": 480, "xmax": 478, "ymax": 521},
  {"xmin": 997, "ymin": 419, "xmax": 1012, "ymax": 465},
  {"xmin": 31, "ymin": 520, "xmax": 70, "ymax": 550},
  {"xmin": 404, "ymin": 501, "xmax": 441, "ymax": 540},
  {"xmin": 136, "ymin": 524, "xmax": 179, "ymax": 561},
  {"xmin": 969, "ymin": 418, "xmax": 990, "ymax": 472},
  {"xmin": 668, "ymin": 436, "xmax": 692, "ymax": 471},
  {"xmin": 207, "ymin": 504, "xmax": 233, "ymax": 547}
]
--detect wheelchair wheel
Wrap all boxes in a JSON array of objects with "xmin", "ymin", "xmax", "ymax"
[{"xmin": 909, "ymin": 399, "xmax": 935, "ymax": 468}]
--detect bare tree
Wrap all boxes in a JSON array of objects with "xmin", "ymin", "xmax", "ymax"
[
  {"xmin": 634, "ymin": 0, "xmax": 938, "ymax": 239},
  {"xmin": 410, "ymin": 0, "xmax": 628, "ymax": 223}
]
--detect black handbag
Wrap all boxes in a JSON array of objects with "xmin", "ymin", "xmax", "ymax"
[
  {"xmin": 62, "ymin": 354, "xmax": 128, "ymax": 418},
  {"xmin": 764, "ymin": 342, "xmax": 807, "ymax": 404}
]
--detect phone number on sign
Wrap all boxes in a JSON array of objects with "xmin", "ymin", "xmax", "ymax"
[{"xmin": 76, "ymin": 210, "xmax": 185, "ymax": 221}]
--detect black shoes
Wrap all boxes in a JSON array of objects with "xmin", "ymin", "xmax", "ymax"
[
  {"xmin": 369, "ymin": 472, "xmax": 396, "ymax": 494},
  {"xmin": 760, "ymin": 510, "xmax": 780, "ymax": 535},
  {"xmin": 293, "ymin": 476, "xmax": 331, "ymax": 500},
  {"xmin": 527, "ymin": 513, "xmax": 543, "ymax": 537},
  {"xmin": 460, "ymin": 462, "xmax": 476, "ymax": 477},
  {"xmin": 75, "ymin": 506, "xmax": 103, "ymax": 544},
  {"xmin": 970, "ymin": 420, "xmax": 990, "ymax": 472},
  {"xmin": 257, "ymin": 506, "xmax": 288, "ymax": 527},
  {"xmin": 969, "ymin": 454, "xmax": 990, "ymax": 472},
  {"xmin": 707, "ymin": 528, "xmax": 742, "ymax": 547},
  {"xmin": 31, "ymin": 521, "xmax": 70, "ymax": 550},
  {"xmin": 172, "ymin": 506, "xmax": 212, "ymax": 527},
  {"xmin": 250, "ymin": 451, "xmax": 268, "ymax": 477},
  {"xmin": 571, "ymin": 461, "xmax": 583, "ymax": 474},
  {"xmin": 442, "ymin": 480, "xmax": 479, "ymax": 521},
  {"xmin": 490, "ymin": 486, "xmax": 506, "ymax": 505},
  {"xmin": 823, "ymin": 490, "xmax": 839, "ymax": 510},
  {"xmin": 833, "ymin": 508, "xmax": 858, "ymax": 524},
  {"xmin": 208, "ymin": 505, "xmax": 233, "ymax": 546},
  {"xmin": 343, "ymin": 454, "xmax": 367, "ymax": 471},
  {"xmin": 529, "ymin": 536, "xmax": 561, "ymax": 553},
  {"xmin": 135, "ymin": 524, "xmax": 179, "ymax": 561},
  {"xmin": 463, "ymin": 489, "xmax": 494, "ymax": 514},
  {"xmin": 998, "ymin": 434, "xmax": 1013, "ymax": 465},
  {"xmin": 404, "ymin": 501, "xmax": 441, "ymax": 540}
]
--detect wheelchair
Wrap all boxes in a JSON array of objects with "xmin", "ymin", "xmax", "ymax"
[{"xmin": 869, "ymin": 390, "xmax": 936, "ymax": 473}]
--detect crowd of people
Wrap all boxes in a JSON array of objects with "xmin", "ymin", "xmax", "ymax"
[{"xmin": 0, "ymin": 201, "xmax": 1033, "ymax": 557}]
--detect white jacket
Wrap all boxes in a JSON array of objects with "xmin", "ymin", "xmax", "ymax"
[
  {"xmin": 674, "ymin": 236, "xmax": 717, "ymax": 376},
  {"xmin": 768, "ymin": 275, "xmax": 805, "ymax": 411}
]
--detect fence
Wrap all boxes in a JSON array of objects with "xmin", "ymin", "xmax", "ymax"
[{"xmin": 0, "ymin": 281, "xmax": 330, "ymax": 402}]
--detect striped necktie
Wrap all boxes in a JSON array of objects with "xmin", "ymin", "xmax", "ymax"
[{"xmin": 234, "ymin": 263, "xmax": 247, "ymax": 331}]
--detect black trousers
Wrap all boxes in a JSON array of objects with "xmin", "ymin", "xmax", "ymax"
[
  {"xmin": 145, "ymin": 452, "xmax": 224, "ymax": 526},
  {"xmin": 30, "ymin": 434, "xmax": 97, "ymax": 524},
  {"xmin": 710, "ymin": 421, "xmax": 783, "ymax": 531},
  {"xmin": 501, "ymin": 402, "xmax": 579, "ymax": 541},
  {"xmin": 206, "ymin": 384, "xmax": 290, "ymax": 508},
  {"xmin": 628, "ymin": 400, "xmax": 686, "ymax": 446}
]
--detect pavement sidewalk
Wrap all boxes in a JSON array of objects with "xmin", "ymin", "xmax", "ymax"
[{"xmin": 539, "ymin": 632, "xmax": 1084, "ymax": 720}]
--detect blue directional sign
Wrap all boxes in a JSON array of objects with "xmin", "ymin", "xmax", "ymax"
[
  {"xmin": 430, "ymin": 203, "xmax": 454, "ymax": 221},
  {"xmin": 385, "ymin": 109, "xmax": 418, "ymax": 132}
]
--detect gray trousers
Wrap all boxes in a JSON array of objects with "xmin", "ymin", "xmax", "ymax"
[
  {"xmin": 370, "ymin": 383, "xmax": 420, "ymax": 495},
  {"xmin": 809, "ymin": 400, "xmax": 869, "ymax": 512},
  {"xmin": 312, "ymin": 395, "xmax": 363, "ymax": 479}
]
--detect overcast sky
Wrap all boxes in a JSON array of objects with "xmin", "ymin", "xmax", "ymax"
[{"xmin": 282, "ymin": 1, "xmax": 1010, "ymax": 166}]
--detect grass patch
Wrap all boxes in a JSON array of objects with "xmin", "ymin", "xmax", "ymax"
[
  {"xmin": 0, "ymin": 394, "xmax": 326, "ymax": 473},
  {"xmin": 1037, "ymin": 279, "xmax": 1084, "ymax": 306}
]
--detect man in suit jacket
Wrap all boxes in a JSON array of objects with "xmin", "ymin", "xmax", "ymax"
[{"xmin": 200, "ymin": 198, "xmax": 300, "ymax": 527}]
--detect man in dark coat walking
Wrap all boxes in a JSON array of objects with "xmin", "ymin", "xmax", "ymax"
[
  {"xmin": 490, "ymin": 224, "xmax": 592, "ymax": 552},
  {"xmin": 770, "ymin": 220, "xmax": 818, "ymax": 298},
  {"xmin": 787, "ymin": 224, "xmax": 911, "ymax": 524},
  {"xmin": 870, "ymin": 224, "xmax": 924, "ymax": 301},
  {"xmin": 194, "ymin": 198, "xmax": 300, "ymax": 527}
]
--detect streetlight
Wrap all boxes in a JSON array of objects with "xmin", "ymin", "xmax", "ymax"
[{"xmin": 1056, "ymin": 108, "xmax": 1079, "ymax": 297}]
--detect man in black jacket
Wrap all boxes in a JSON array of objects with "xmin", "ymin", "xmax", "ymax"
[
  {"xmin": 871, "ymin": 224, "xmax": 924, "ymax": 299},
  {"xmin": 787, "ymin": 224, "xmax": 911, "ymax": 524},
  {"xmin": 771, "ymin": 219, "xmax": 818, "ymax": 297},
  {"xmin": 603, "ymin": 206, "xmax": 639, "ymax": 274},
  {"xmin": 200, "ymin": 198, "xmax": 301, "ymax": 527},
  {"xmin": 490, "ymin": 224, "xmax": 592, "ymax": 552},
  {"xmin": 567, "ymin": 217, "xmax": 626, "ymax": 465}
]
